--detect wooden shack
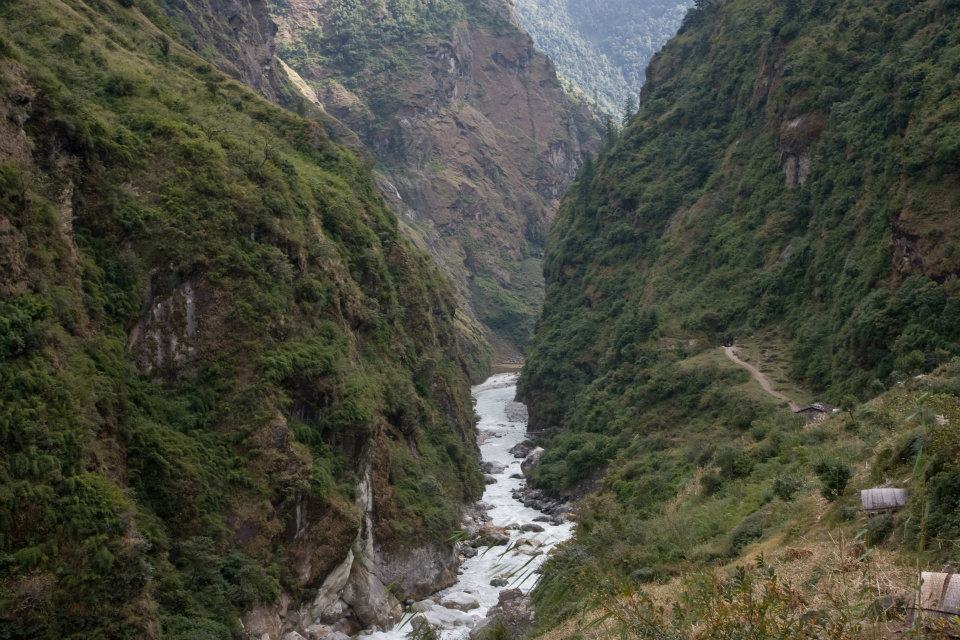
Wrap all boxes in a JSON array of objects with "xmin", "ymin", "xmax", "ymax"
[
  {"xmin": 911, "ymin": 571, "xmax": 960, "ymax": 628},
  {"xmin": 860, "ymin": 487, "xmax": 908, "ymax": 515}
]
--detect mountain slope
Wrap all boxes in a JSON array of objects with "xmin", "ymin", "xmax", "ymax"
[
  {"xmin": 269, "ymin": 0, "xmax": 599, "ymax": 357},
  {"xmin": 0, "ymin": 1, "xmax": 484, "ymax": 637},
  {"xmin": 510, "ymin": 0, "xmax": 691, "ymax": 116},
  {"xmin": 518, "ymin": 0, "xmax": 960, "ymax": 631}
]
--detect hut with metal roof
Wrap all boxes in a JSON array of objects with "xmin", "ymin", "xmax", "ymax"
[
  {"xmin": 911, "ymin": 571, "xmax": 960, "ymax": 626},
  {"xmin": 793, "ymin": 402, "xmax": 839, "ymax": 423},
  {"xmin": 860, "ymin": 487, "xmax": 908, "ymax": 515}
]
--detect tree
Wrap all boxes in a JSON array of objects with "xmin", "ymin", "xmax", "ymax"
[
  {"xmin": 623, "ymin": 94, "xmax": 637, "ymax": 126},
  {"xmin": 602, "ymin": 113, "xmax": 619, "ymax": 147},
  {"xmin": 814, "ymin": 460, "xmax": 852, "ymax": 501},
  {"xmin": 578, "ymin": 153, "xmax": 595, "ymax": 206}
]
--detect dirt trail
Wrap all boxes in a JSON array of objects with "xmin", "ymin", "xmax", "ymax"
[{"xmin": 721, "ymin": 346, "xmax": 799, "ymax": 411}]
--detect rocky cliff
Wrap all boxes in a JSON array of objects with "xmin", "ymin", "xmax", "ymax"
[
  {"xmin": 269, "ymin": 0, "xmax": 599, "ymax": 358},
  {"xmin": 0, "ymin": 0, "xmax": 485, "ymax": 637}
]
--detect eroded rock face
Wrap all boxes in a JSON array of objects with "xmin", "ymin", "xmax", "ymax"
[
  {"xmin": 128, "ymin": 276, "xmax": 216, "ymax": 376},
  {"xmin": 779, "ymin": 114, "xmax": 824, "ymax": 188},
  {"xmin": 163, "ymin": 0, "xmax": 291, "ymax": 103},
  {"xmin": 240, "ymin": 458, "xmax": 470, "ymax": 639},
  {"xmin": 374, "ymin": 543, "xmax": 460, "ymax": 602},
  {"xmin": 271, "ymin": 1, "xmax": 600, "ymax": 355}
]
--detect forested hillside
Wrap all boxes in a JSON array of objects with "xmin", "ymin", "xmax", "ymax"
[
  {"xmin": 0, "ymin": 0, "xmax": 485, "ymax": 637},
  {"xmin": 511, "ymin": 0, "xmax": 690, "ymax": 115},
  {"xmin": 268, "ymin": 0, "xmax": 599, "ymax": 358},
  {"xmin": 520, "ymin": 0, "xmax": 960, "ymax": 634}
]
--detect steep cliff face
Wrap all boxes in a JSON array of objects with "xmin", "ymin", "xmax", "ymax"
[
  {"xmin": 270, "ymin": 0, "xmax": 599, "ymax": 357},
  {"xmin": 158, "ymin": 0, "xmax": 292, "ymax": 103},
  {"xmin": 0, "ymin": 0, "xmax": 483, "ymax": 637}
]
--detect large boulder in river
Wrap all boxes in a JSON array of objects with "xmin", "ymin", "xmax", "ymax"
[
  {"xmin": 471, "ymin": 524, "xmax": 510, "ymax": 547},
  {"xmin": 482, "ymin": 461, "xmax": 507, "ymax": 474},
  {"xmin": 470, "ymin": 589, "xmax": 533, "ymax": 640},
  {"xmin": 441, "ymin": 592, "xmax": 481, "ymax": 611},
  {"xmin": 509, "ymin": 440, "xmax": 534, "ymax": 459},
  {"xmin": 520, "ymin": 447, "xmax": 544, "ymax": 476}
]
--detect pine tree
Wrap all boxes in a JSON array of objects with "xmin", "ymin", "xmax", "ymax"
[
  {"xmin": 602, "ymin": 113, "xmax": 619, "ymax": 147},
  {"xmin": 578, "ymin": 153, "xmax": 595, "ymax": 205},
  {"xmin": 623, "ymin": 94, "xmax": 637, "ymax": 126}
]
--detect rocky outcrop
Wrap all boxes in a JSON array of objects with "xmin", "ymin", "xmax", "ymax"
[
  {"xmin": 373, "ymin": 543, "xmax": 460, "ymax": 603},
  {"xmin": 520, "ymin": 447, "xmax": 544, "ymax": 476},
  {"xmin": 163, "ymin": 0, "xmax": 292, "ymax": 103},
  {"xmin": 242, "ymin": 462, "xmax": 405, "ymax": 639},
  {"xmin": 127, "ymin": 274, "xmax": 228, "ymax": 376},
  {"xmin": 470, "ymin": 589, "xmax": 534, "ymax": 640}
]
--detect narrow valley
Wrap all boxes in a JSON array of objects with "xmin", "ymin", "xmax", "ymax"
[{"xmin": 2, "ymin": 0, "xmax": 960, "ymax": 639}]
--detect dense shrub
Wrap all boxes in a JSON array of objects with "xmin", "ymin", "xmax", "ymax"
[
  {"xmin": 862, "ymin": 514, "xmax": 895, "ymax": 546},
  {"xmin": 814, "ymin": 460, "xmax": 853, "ymax": 502},
  {"xmin": 772, "ymin": 474, "xmax": 804, "ymax": 502}
]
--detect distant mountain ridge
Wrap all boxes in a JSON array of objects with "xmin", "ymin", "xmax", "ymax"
[{"xmin": 510, "ymin": 0, "xmax": 691, "ymax": 115}]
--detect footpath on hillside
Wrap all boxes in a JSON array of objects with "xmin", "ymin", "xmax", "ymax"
[{"xmin": 721, "ymin": 346, "xmax": 799, "ymax": 411}]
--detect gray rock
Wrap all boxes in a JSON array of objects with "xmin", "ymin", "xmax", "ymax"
[
  {"xmin": 470, "ymin": 589, "xmax": 533, "ymax": 640},
  {"xmin": 471, "ymin": 524, "xmax": 510, "ymax": 547},
  {"xmin": 484, "ymin": 475, "xmax": 497, "ymax": 485},
  {"xmin": 441, "ymin": 592, "xmax": 480, "ymax": 611},
  {"xmin": 303, "ymin": 627, "xmax": 331, "ymax": 640},
  {"xmin": 374, "ymin": 542, "xmax": 459, "ymax": 602},
  {"xmin": 341, "ymin": 562, "xmax": 401, "ymax": 629},
  {"xmin": 520, "ymin": 523, "xmax": 544, "ymax": 533},
  {"xmin": 508, "ymin": 440, "xmax": 534, "ymax": 459},
  {"xmin": 283, "ymin": 632, "xmax": 307, "ymax": 640},
  {"xmin": 490, "ymin": 577, "xmax": 509, "ymax": 587},
  {"xmin": 520, "ymin": 447, "xmax": 544, "ymax": 476},
  {"xmin": 482, "ymin": 461, "xmax": 507, "ymax": 474}
]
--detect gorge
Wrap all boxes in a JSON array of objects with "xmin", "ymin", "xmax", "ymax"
[{"xmin": 2, "ymin": 0, "xmax": 960, "ymax": 639}]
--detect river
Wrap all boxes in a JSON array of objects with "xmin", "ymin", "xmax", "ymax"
[{"xmin": 366, "ymin": 373, "xmax": 573, "ymax": 640}]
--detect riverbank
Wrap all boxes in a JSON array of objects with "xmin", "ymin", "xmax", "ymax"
[{"xmin": 364, "ymin": 373, "xmax": 572, "ymax": 640}]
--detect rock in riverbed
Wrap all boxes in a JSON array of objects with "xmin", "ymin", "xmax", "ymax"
[
  {"xmin": 470, "ymin": 589, "xmax": 533, "ymax": 640},
  {"xmin": 520, "ymin": 447, "xmax": 544, "ymax": 476},
  {"xmin": 441, "ymin": 592, "xmax": 480, "ymax": 611},
  {"xmin": 470, "ymin": 524, "xmax": 510, "ymax": 547},
  {"xmin": 508, "ymin": 440, "xmax": 534, "ymax": 459},
  {"xmin": 482, "ymin": 461, "xmax": 507, "ymax": 474}
]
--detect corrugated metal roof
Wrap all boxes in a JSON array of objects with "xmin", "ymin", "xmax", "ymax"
[
  {"xmin": 860, "ymin": 487, "xmax": 908, "ymax": 512},
  {"xmin": 918, "ymin": 572, "xmax": 960, "ymax": 616}
]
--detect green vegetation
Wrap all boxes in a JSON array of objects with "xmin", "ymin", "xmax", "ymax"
[
  {"xmin": 273, "ymin": 0, "xmax": 467, "ymax": 80},
  {"xmin": 0, "ymin": 0, "xmax": 482, "ymax": 636},
  {"xmin": 520, "ymin": 0, "xmax": 960, "ymax": 632}
]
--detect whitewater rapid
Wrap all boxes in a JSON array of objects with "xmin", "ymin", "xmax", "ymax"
[{"xmin": 365, "ymin": 373, "xmax": 573, "ymax": 640}]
